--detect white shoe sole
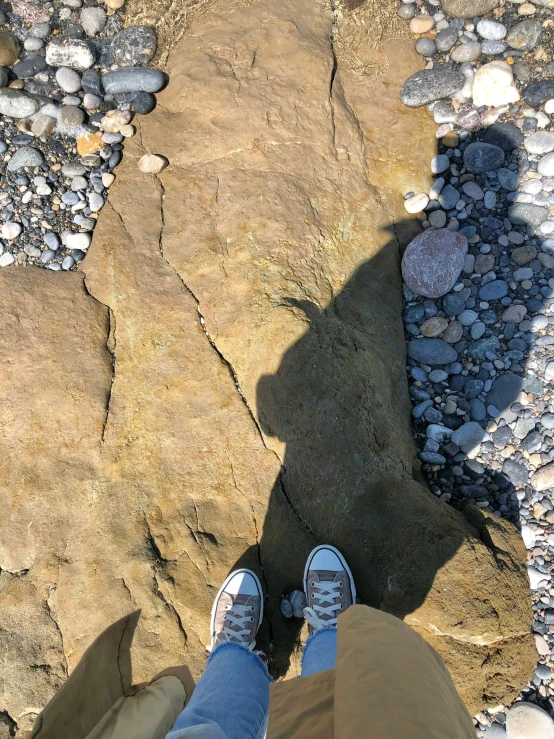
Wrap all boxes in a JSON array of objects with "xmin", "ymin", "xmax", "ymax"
[
  {"xmin": 303, "ymin": 544, "xmax": 357, "ymax": 606},
  {"xmin": 209, "ymin": 568, "xmax": 264, "ymax": 651}
]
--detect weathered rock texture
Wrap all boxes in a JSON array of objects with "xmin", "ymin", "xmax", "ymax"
[{"xmin": 0, "ymin": 0, "xmax": 535, "ymax": 732}]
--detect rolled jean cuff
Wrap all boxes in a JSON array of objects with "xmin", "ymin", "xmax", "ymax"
[{"xmin": 208, "ymin": 641, "xmax": 272, "ymax": 682}]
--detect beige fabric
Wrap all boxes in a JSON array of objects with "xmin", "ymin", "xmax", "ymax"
[
  {"xmin": 268, "ymin": 605, "xmax": 476, "ymax": 739},
  {"xmin": 29, "ymin": 611, "xmax": 193, "ymax": 739},
  {"xmin": 85, "ymin": 676, "xmax": 186, "ymax": 739}
]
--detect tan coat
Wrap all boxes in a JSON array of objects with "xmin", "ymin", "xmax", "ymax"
[{"xmin": 29, "ymin": 605, "xmax": 476, "ymax": 739}]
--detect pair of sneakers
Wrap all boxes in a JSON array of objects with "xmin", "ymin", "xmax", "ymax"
[{"xmin": 209, "ymin": 544, "xmax": 356, "ymax": 651}]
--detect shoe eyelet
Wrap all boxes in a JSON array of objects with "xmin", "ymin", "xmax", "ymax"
[
  {"xmin": 311, "ymin": 582, "xmax": 315, "ymax": 588},
  {"xmin": 311, "ymin": 593, "xmax": 315, "ymax": 599},
  {"xmin": 251, "ymin": 606, "xmax": 255, "ymax": 612},
  {"xmin": 338, "ymin": 581, "xmax": 343, "ymax": 587},
  {"xmin": 250, "ymin": 617, "xmax": 254, "ymax": 622}
]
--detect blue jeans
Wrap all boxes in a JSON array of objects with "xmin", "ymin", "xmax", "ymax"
[{"xmin": 166, "ymin": 627, "xmax": 337, "ymax": 739}]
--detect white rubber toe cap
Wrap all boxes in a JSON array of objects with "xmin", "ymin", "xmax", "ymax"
[{"xmin": 223, "ymin": 569, "xmax": 261, "ymax": 596}]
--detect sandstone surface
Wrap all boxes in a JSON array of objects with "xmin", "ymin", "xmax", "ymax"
[{"xmin": 0, "ymin": 0, "xmax": 535, "ymax": 731}]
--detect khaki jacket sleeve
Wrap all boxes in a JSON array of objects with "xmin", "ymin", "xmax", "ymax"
[{"xmin": 268, "ymin": 605, "xmax": 476, "ymax": 739}]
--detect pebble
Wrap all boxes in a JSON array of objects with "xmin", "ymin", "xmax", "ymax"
[
  {"xmin": 0, "ymin": 88, "xmax": 40, "ymax": 118},
  {"xmin": 407, "ymin": 338, "xmax": 458, "ymax": 364},
  {"xmin": 138, "ymin": 153, "xmax": 169, "ymax": 174},
  {"xmin": 505, "ymin": 20, "xmax": 542, "ymax": 50},
  {"xmin": 450, "ymin": 41, "xmax": 482, "ymax": 62},
  {"xmin": 80, "ymin": 7, "xmax": 107, "ymax": 36},
  {"xmin": 6, "ymin": 146, "xmax": 44, "ymax": 172},
  {"xmin": 102, "ymin": 67, "xmax": 165, "ymax": 94},
  {"xmin": 56, "ymin": 67, "xmax": 82, "ymax": 93},
  {"xmin": 463, "ymin": 142, "xmax": 505, "ymax": 173},
  {"xmin": 400, "ymin": 68, "xmax": 465, "ymax": 107},
  {"xmin": 46, "ymin": 38, "xmax": 95, "ymax": 70},
  {"xmin": 404, "ymin": 192, "xmax": 429, "ymax": 213},
  {"xmin": 506, "ymin": 703, "xmax": 554, "ymax": 739},
  {"xmin": 402, "ymin": 229, "xmax": 467, "ymax": 298},
  {"xmin": 472, "ymin": 62, "xmax": 520, "ymax": 108},
  {"xmin": 476, "ymin": 20, "xmax": 506, "ymax": 40},
  {"xmin": 0, "ymin": 31, "xmax": 20, "ymax": 67},
  {"xmin": 111, "ymin": 26, "xmax": 157, "ymax": 65}
]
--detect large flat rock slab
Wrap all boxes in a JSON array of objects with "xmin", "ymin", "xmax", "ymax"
[{"xmin": 0, "ymin": 0, "xmax": 535, "ymax": 731}]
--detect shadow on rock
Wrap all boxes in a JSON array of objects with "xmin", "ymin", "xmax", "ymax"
[{"xmin": 231, "ymin": 223, "xmax": 535, "ymax": 710}]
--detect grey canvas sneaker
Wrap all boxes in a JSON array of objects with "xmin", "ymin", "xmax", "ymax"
[
  {"xmin": 303, "ymin": 544, "xmax": 356, "ymax": 636},
  {"xmin": 209, "ymin": 568, "xmax": 264, "ymax": 652}
]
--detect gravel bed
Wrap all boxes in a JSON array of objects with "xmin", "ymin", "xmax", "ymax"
[
  {"xmin": 0, "ymin": 0, "xmax": 165, "ymax": 269},
  {"xmin": 397, "ymin": 0, "xmax": 554, "ymax": 727}
]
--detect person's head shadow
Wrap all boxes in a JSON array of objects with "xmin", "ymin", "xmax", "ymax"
[{"xmin": 230, "ymin": 218, "xmax": 528, "ymax": 680}]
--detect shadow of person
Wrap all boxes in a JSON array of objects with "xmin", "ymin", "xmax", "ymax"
[{"xmin": 229, "ymin": 222, "xmax": 525, "ymax": 682}]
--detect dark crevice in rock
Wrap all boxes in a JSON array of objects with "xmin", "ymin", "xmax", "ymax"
[
  {"xmin": 44, "ymin": 595, "xmax": 68, "ymax": 679},
  {"xmin": 0, "ymin": 711, "xmax": 18, "ymax": 738},
  {"xmin": 80, "ymin": 277, "xmax": 116, "ymax": 445},
  {"xmin": 153, "ymin": 572, "xmax": 188, "ymax": 646}
]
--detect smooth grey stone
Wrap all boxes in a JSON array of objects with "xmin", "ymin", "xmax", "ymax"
[
  {"xmin": 44, "ymin": 232, "xmax": 60, "ymax": 249},
  {"xmin": 398, "ymin": 4, "xmax": 415, "ymax": 18},
  {"xmin": 439, "ymin": 184, "xmax": 461, "ymax": 210},
  {"xmin": 62, "ymin": 162, "xmax": 86, "ymax": 177},
  {"xmin": 400, "ymin": 68, "xmax": 465, "ymax": 108},
  {"xmin": 443, "ymin": 294, "xmax": 465, "ymax": 316},
  {"xmin": 470, "ymin": 398, "xmax": 487, "ymax": 420},
  {"xmin": 102, "ymin": 67, "xmax": 165, "ymax": 94},
  {"xmin": 435, "ymin": 27, "xmax": 459, "ymax": 51},
  {"xmin": 523, "ymin": 376, "xmax": 543, "ymax": 395},
  {"xmin": 29, "ymin": 23, "xmax": 51, "ymax": 39},
  {"xmin": 502, "ymin": 458, "xmax": 529, "ymax": 486},
  {"xmin": 469, "ymin": 335, "xmax": 500, "ymax": 360},
  {"xmin": 0, "ymin": 88, "xmax": 40, "ymax": 118},
  {"xmin": 62, "ymin": 191, "xmax": 79, "ymax": 205},
  {"xmin": 60, "ymin": 105, "xmax": 85, "ymax": 127},
  {"xmin": 56, "ymin": 67, "xmax": 81, "ymax": 93},
  {"xmin": 506, "ymin": 20, "xmax": 542, "ymax": 51},
  {"xmin": 13, "ymin": 56, "xmax": 48, "ymax": 79},
  {"xmin": 419, "ymin": 452, "xmax": 446, "ymax": 464},
  {"xmin": 509, "ymin": 203, "xmax": 549, "ymax": 232},
  {"xmin": 416, "ymin": 37, "xmax": 436, "ymax": 56},
  {"xmin": 6, "ymin": 146, "xmax": 44, "ymax": 172},
  {"xmin": 463, "ymin": 142, "xmax": 505, "ymax": 174},
  {"xmin": 0, "ymin": 68, "xmax": 7, "ymax": 88},
  {"xmin": 482, "ymin": 122, "xmax": 523, "ymax": 151},
  {"xmin": 487, "ymin": 373, "xmax": 522, "ymax": 415},
  {"xmin": 534, "ymin": 664, "xmax": 552, "ymax": 681},
  {"xmin": 481, "ymin": 40, "xmax": 506, "ymax": 54},
  {"xmin": 407, "ymin": 338, "xmax": 458, "ymax": 365},
  {"xmin": 433, "ymin": 100, "xmax": 457, "ymax": 124},
  {"xmin": 541, "ymin": 413, "xmax": 554, "ymax": 429},
  {"xmin": 81, "ymin": 68, "xmax": 102, "ymax": 95},
  {"xmin": 523, "ymin": 80, "xmax": 554, "ymax": 107},
  {"xmin": 452, "ymin": 422, "xmax": 485, "ymax": 449},
  {"xmin": 498, "ymin": 168, "xmax": 519, "ymax": 190},
  {"xmin": 40, "ymin": 249, "xmax": 55, "ymax": 264},
  {"xmin": 479, "ymin": 280, "xmax": 508, "ymax": 300},
  {"xmin": 465, "ymin": 379, "xmax": 484, "ymax": 399}
]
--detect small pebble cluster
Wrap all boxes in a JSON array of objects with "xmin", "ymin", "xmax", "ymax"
[
  {"xmin": 0, "ymin": 0, "xmax": 165, "ymax": 270},
  {"xmin": 398, "ymin": 0, "xmax": 554, "ymax": 725}
]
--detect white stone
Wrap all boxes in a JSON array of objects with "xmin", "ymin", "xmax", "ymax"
[
  {"xmin": 506, "ymin": 702, "xmax": 554, "ymax": 739},
  {"xmin": 545, "ymin": 361, "xmax": 554, "ymax": 381},
  {"xmin": 538, "ymin": 153, "xmax": 554, "ymax": 177},
  {"xmin": 404, "ymin": 193, "xmax": 429, "ymax": 213},
  {"xmin": 524, "ymin": 131, "xmax": 554, "ymax": 155},
  {"xmin": 66, "ymin": 232, "xmax": 91, "ymax": 250},
  {"xmin": 527, "ymin": 565, "xmax": 550, "ymax": 589},
  {"xmin": 476, "ymin": 20, "xmax": 507, "ymax": 40},
  {"xmin": 0, "ymin": 252, "xmax": 15, "ymax": 266},
  {"xmin": 545, "ymin": 99, "xmax": 554, "ymax": 114},
  {"xmin": 535, "ymin": 634, "xmax": 551, "ymax": 656},
  {"xmin": 138, "ymin": 154, "xmax": 169, "ymax": 174},
  {"xmin": 472, "ymin": 61, "xmax": 520, "ymax": 108},
  {"xmin": 521, "ymin": 524, "xmax": 536, "ymax": 549},
  {"xmin": 1, "ymin": 222, "xmax": 22, "ymax": 240}
]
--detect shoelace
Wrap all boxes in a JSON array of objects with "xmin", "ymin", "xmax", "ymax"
[
  {"xmin": 303, "ymin": 580, "xmax": 343, "ymax": 630},
  {"xmin": 214, "ymin": 603, "xmax": 256, "ymax": 651}
]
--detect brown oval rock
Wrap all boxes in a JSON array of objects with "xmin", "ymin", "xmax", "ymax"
[
  {"xmin": 441, "ymin": 0, "xmax": 498, "ymax": 16},
  {"xmin": 421, "ymin": 316, "xmax": 448, "ymax": 337},
  {"xmin": 0, "ymin": 31, "xmax": 20, "ymax": 67},
  {"xmin": 401, "ymin": 228, "xmax": 468, "ymax": 298},
  {"xmin": 443, "ymin": 320, "xmax": 463, "ymax": 343},
  {"xmin": 531, "ymin": 463, "xmax": 554, "ymax": 491}
]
